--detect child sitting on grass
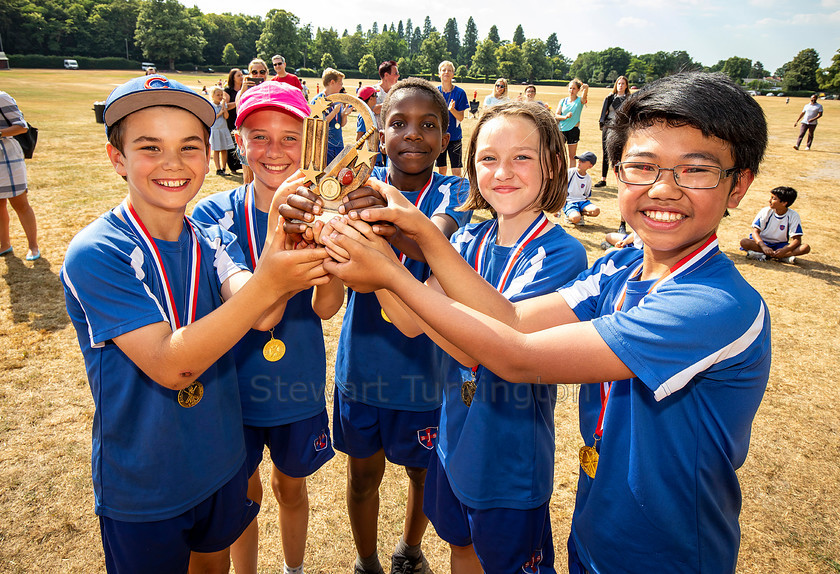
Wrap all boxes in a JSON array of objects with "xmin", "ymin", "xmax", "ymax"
[
  {"xmin": 558, "ymin": 151, "xmax": 601, "ymax": 225},
  {"xmin": 740, "ymin": 185, "xmax": 810, "ymax": 263}
]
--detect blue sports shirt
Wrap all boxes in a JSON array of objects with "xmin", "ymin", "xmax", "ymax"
[
  {"xmin": 61, "ymin": 210, "xmax": 249, "ymax": 522},
  {"xmin": 334, "ymin": 167, "xmax": 471, "ymax": 411},
  {"xmin": 558, "ymin": 240, "xmax": 771, "ymax": 573},
  {"xmin": 437, "ymin": 217, "xmax": 587, "ymax": 510},
  {"xmin": 192, "ymin": 185, "xmax": 329, "ymax": 426}
]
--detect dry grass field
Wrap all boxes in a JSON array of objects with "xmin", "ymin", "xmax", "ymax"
[{"xmin": 0, "ymin": 69, "xmax": 838, "ymax": 573}]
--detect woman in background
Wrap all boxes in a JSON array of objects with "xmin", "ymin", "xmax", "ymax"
[{"xmin": 0, "ymin": 91, "xmax": 39, "ymax": 261}]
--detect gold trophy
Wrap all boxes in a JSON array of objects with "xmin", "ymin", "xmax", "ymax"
[{"xmin": 298, "ymin": 93, "xmax": 380, "ymax": 228}]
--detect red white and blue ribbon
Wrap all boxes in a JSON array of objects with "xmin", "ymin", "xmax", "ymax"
[
  {"xmin": 595, "ymin": 233, "xmax": 720, "ymax": 439},
  {"xmin": 242, "ymin": 183, "xmax": 261, "ymax": 269},
  {"xmin": 473, "ymin": 212, "xmax": 549, "ymax": 293},
  {"xmin": 391, "ymin": 173, "xmax": 434, "ymax": 264},
  {"xmin": 120, "ymin": 201, "xmax": 201, "ymax": 330}
]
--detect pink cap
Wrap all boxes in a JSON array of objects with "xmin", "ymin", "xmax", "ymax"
[
  {"xmin": 235, "ymin": 81, "xmax": 310, "ymax": 128},
  {"xmin": 358, "ymin": 86, "xmax": 377, "ymax": 101}
]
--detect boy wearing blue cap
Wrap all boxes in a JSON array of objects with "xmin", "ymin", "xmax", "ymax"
[
  {"xmin": 60, "ymin": 75, "xmax": 331, "ymax": 573},
  {"xmin": 560, "ymin": 151, "xmax": 601, "ymax": 225}
]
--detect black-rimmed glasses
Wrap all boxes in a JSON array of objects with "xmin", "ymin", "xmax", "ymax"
[{"xmin": 616, "ymin": 162, "xmax": 739, "ymax": 189}]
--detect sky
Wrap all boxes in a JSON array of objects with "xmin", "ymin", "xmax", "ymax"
[{"xmin": 181, "ymin": 0, "xmax": 839, "ymax": 72}]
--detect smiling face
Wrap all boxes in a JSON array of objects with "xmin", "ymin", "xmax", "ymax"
[
  {"xmin": 494, "ymin": 80, "xmax": 507, "ymax": 97},
  {"xmin": 381, "ymin": 89, "xmax": 448, "ymax": 190},
  {"xmin": 474, "ymin": 115, "xmax": 544, "ymax": 225},
  {"xmin": 236, "ymin": 108, "xmax": 303, "ymax": 201},
  {"xmin": 568, "ymin": 82, "xmax": 580, "ymax": 98},
  {"xmin": 617, "ymin": 122, "xmax": 753, "ymax": 269},
  {"xmin": 107, "ymin": 107, "xmax": 209, "ymax": 226}
]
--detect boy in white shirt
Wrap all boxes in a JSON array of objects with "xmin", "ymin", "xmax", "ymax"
[
  {"xmin": 740, "ymin": 185, "xmax": 811, "ymax": 263},
  {"xmin": 558, "ymin": 151, "xmax": 601, "ymax": 225}
]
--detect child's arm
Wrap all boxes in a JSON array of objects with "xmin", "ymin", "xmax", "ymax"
[
  {"xmin": 311, "ymin": 275, "xmax": 344, "ymax": 319},
  {"xmin": 771, "ymin": 235, "xmax": 802, "ymax": 258},
  {"xmin": 324, "ymin": 217, "xmax": 480, "ymax": 367},
  {"xmin": 339, "ymin": 104, "xmax": 353, "ymax": 127},
  {"xmin": 751, "ymin": 226, "xmax": 776, "ymax": 257},
  {"xmin": 112, "ymin": 231, "xmax": 331, "ymax": 391},
  {"xmin": 323, "ymin": 229, "xmax": 631, "ymax": 384},
  {"xmin": 580, "ymin": 83, "xmax": 589, "ymax": 105}
]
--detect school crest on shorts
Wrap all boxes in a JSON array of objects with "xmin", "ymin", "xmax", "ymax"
[
  {"xmin": 313, "ymin": 430, "xmax": 329, "ymax": 452},
  {"xmin": 417, "ymin": 427, "xmax": 438, "ymax": 450},
  {"xmin": 521, "ymin": 549, "xmax": 543, "ymax": 573}
]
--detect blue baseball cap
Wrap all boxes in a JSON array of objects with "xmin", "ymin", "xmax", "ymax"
[
  {"xmin": 103, "ymin": 75, "xmax": 216, "ymax": 135},
  {"xmin": 574, "ymin": 151, "xmax": 598, "ymax": 165}
]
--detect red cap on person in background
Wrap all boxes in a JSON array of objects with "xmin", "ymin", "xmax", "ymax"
[{"xmin": 358, "ymin": 86, "xmax": 377, "ymax": 101}]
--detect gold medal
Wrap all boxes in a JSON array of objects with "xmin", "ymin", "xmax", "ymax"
[
  {"xmin": 178, "ymin": 381, "xmax": 204, "ymax": 408},
  {"xmin": 461, "ymin": 379, "xmax": 477, "ymax": 407},
  {"xmin": 381, "ymin": 308, "xmax": 392, "ymax": 323},
  {"xmin": 263, "ymin": 329, "xmax": 286, "ymax": 362},
  {"xmin": 579, "ymin": 445, "xmax": 599, "ymax": 478}
]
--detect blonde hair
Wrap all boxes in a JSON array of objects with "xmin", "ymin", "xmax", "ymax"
[
  {"xmin": 494, "ymin": 78, "xmax": 508, "ymax": 97},
  {"xmin": 322, "ymin": 67, "xmax": 345, "ymax": 86},
  {"xmin": 462, "ymin": 101, "xmax": 568, "ymax": 215},
  {"xmin": 438, "ymin": 60, "xmax": 455, "ymax": 74},
  {"xmin": 211, "ymin": 86, "xmax": 224, "ymax": 97},
  {"xmin": 248, "ymin": 58, "xmax": 268, "ymax": 74}
]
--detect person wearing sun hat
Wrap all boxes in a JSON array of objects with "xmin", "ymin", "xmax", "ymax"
[
  {"xmin": 192, "ymin": 79, "xmax": 344, "ymax": 574},
  {"xmin": 61, "ymin": 74, "xmax": 331, "ymax": 573}
]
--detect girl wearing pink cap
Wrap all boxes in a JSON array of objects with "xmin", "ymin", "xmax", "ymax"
[{"xmin": 193, "ymin": 81, "xmax": 344, "ymax": 574}]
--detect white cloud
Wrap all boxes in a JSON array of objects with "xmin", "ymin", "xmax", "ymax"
[
  {"xmin": 821, "ymin": 0, "xmax": 840, "ymax": 7},
  {"xmin": 617, "ymin": 16, "xmax": 652, "ymax": 27}
]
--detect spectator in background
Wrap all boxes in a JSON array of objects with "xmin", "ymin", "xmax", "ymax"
[
  {"xmin": 519, "ymin": 84, "xmax": 549, "ymax": 109},
  {"xmin": 373, "ymin": 60, "xmax": 400, "ymax": 126},
  {"xmin": 554, "ymin": 78, "xmax": 589, "ymax": 161},
  {"xmin": 0, "ymin": 90, "xmax": 40, "ymax": 260},
  {"xmin": 223, "ymin": 68, "xmax": 243, "ymax": 175},
  {"xmin": 793, "ymin": 94, "xmax": 823, "ymax": 150},
  {"xmin": 595, "ymin": 75, "xmax": 629, "ymax": 188},
  {"xmin": 437, "ymin": 60, "xmax": 469, "ymax": 176},
  {"xmin": 483, "ymin": 78, "xmax": 509, "ymax": 109},
  {"xmin": 301, "ymin": 80, "xmax": 310, "ymax": 100},
  {"xmin": 144, "ymin": 66, "xmax": 156, "ymax": 76},
  {"xmin": 271, "ymin": 55, "xmax": 303, "ymax": 90}
]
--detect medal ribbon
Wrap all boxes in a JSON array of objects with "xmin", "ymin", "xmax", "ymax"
[
  {"xmin": 120, "ymin": 201, "xmax": 201, "ymax": 330},
  {"xmin": 592, "ymin": 234, "xmax": 720, "ymax": 439},
  {"xmin": 243, "ymin": 183, "xmax": 260, "ymax": 269},
  {"xmin": 470, "ymin": 212, "xmax": 550, "ymax": 380},
  {"xmin": 391, "ymin": 173, "xmax": 434, "ymax": 264},
  {"xmin": 473, "ymin": 213, "xmax": 549, "ymax": 292}
]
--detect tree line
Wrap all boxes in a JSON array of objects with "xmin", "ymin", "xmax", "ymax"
[{"xmin": 2, "ymin": 0, "xmax": 838, "ymax": 90}]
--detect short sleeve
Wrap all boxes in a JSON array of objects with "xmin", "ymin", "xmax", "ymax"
[
  {"xmin": 788, "ymin": 210, "xmax": 803, "ymax": 237},
  {"xmin": 0, "ymin": 93, "xmax": 26, "ymax": 128},
  {"xmin": 456, "ymin": 88, "xmax": 469, "ymax": 112},
  {"xmin": 61, "ymin": 233, "xmax": 169, "ymax": 347},
  {"xmin": 433, "ymin": 176, "xmax": 471, "ymax": 227},
  {"xmin": 593, "ymin": 282, "xmax": 769, "ymax": 401},
  {"xmin": 558, "ymin": 249, "xmax": 641, "ymax": 322}
]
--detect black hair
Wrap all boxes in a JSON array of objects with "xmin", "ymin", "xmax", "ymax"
[
  {"xmin": 606, "ymin": 72, "xmax": 767, "ymax": 177},
  {"xmin": 771, "ymin": 185, "xmax": 797, "ymax": 206},
  {"xmin": 378, "ymin": 60, "xmax": 397, "ymax": 79},
  {"xmin": 381, "ymin": 77, "xmax": 449, "ymax": 133}
]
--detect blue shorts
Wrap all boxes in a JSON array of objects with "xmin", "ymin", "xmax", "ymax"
[
  {"xmin": 332, "ymin": 386, "xmax": 440, "ymax": 468},
  {"xmin": 100, "ymin": 461, "xmax": 258, "ymax": 574},
  {"xmin": 566, "ymin": 534, "xmax": 591, "ymax": 574},
  {"xmin": 563, "ymin": 200, "xmax": 593, "ymax": 217},
  {"xmin": 424, "ymin": 450, "xmax": 555, "ymax": 574},
  {"xmin": 746, "ymin": 234, "xmax": 788, "ymax": 251},
  {"xmin": 244, "ymin": 409, "xmax": 335, "ymax": 479}
]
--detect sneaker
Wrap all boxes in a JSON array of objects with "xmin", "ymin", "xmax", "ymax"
[
  {"xmin": 390, "ymin": 551, "xmax": 429, "ymax": 574},
  {"xmin": 216, "ymin": 169, "xmax": 226, "ymax": 176},
  {"xmin": 793, "ymin": 145, "xmax": 799, "ymax": 150},
  {"xmin": 594, "ymin": 180, "xmax": 607, "ymax": 188},
  {"xmin": 805, "ymin": 147, "xmax": 810, "ymax": 151},
  {"xmin": 617, "ymin": 222, "xmax": 627, "ymax": 235},
  {"xmin": 355, "ymin": 566, "xmax": 385, "ymax": 574},
  {"xmin": 746, "ymin": 251, "xmax": 767, "ymax": 261},
  {"xmin": 600, "ymin": 240, "xmax": 611, "ymax": 250},
  {"xmin": 779, "ymin": 255, "xmax": 796, "ymax": 264}
]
